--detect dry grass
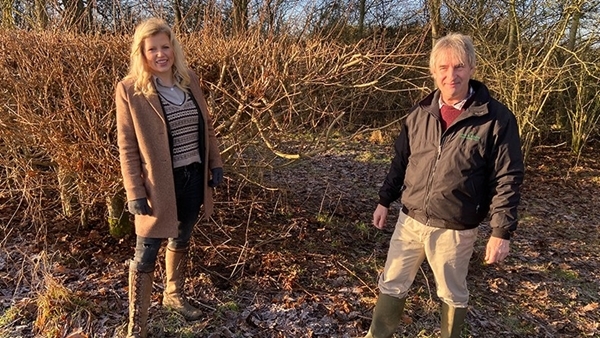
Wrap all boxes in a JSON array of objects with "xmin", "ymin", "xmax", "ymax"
[
  {"xmin": 0, "ymin": 29, "xmax": 427, "ymax": 234},
  {"xmin": 0, "ymin": 28, "xmax": 430, "ymax": 338},
  {"xmin": 0, "ymin": 25, "xmax": 599, "ymax": 337}
]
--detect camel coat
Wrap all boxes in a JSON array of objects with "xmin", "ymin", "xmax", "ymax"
[{"xmin": 115, "ymin": 70, "xmax": 223, "ymax": 238}]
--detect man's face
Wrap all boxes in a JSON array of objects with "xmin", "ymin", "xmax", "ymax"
[{"xmin": 431, "ymin": 50, "xmax": 475, "ymax": 105}]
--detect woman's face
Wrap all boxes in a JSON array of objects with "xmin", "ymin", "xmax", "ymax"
[{"xmin": 143, "ymin": 32, "xmax": 174, "ymax": 79}]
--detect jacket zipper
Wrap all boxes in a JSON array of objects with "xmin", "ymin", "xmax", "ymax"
[
  {"xmin": 424, "ymin": 143, "xmax": 442, "ymax": 225},
  {"xmin": 423, "ymin": 110, "xmax": 479, "ymax": 223}
]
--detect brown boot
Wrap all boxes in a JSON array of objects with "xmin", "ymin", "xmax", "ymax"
[
  {"xmin": 441, "ymin": 303, "xmax": 467, "ymax": 338},
  {"xmin": 163, "ymin": 247, "xmax": 202, "ymax": 320},
  {"xmin": 127, "ymin": 261, "xmax": 153, "ymax": 338},
  {"xmin": 364, "ymin": 294, "xmax": 406, "ymax": 338}
]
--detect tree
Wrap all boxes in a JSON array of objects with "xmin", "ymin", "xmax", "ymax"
[
  {"xmin": 357, "ymin": 0, "xmax": 365, "ymax": 37},
  {"xmin": 428, "ymin": 0, "xmax": 441, "ymax": 46},
  {"xmin": 565, "ymin": 0, "xmax": 600, "ymax": 50},
  {"xmin": 174, "ymin": 0, "xmax": 183, "ymax": 28},
  {"xmin": 60, "ymin": 0, "xmax": 92, "ymax": 32},
  {"xmin": 1, "ymin": 0, "xmax": 15, "ymax": 29},
  {"xmin": 232, "ymin": 0, "xmax": 250, "ymax": 34},
  {"xmin": 507, "ymin": 0, "xmax": 518, "ymax": 56}
]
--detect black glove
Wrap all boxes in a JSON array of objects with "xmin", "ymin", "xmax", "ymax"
[
  {"xmin": 128, "ymin": 198, "xmax": 151, "ymax": 215},
  {"xmin": 208, "ymin": 167, "xmax": 223, "ymax": 187}
]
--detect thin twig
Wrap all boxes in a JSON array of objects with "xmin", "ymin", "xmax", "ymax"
[{"xmin": 336, "ymin": 260, "xmax": 378, "ymax": 297}]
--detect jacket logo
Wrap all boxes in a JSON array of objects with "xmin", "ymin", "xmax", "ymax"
[{"xmin": 459, "ymin": 132, "xmax": 480, "ymax": 141}]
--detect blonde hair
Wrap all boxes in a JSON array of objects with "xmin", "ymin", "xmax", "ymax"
[
  {"xmin": 125, "ymin": 18, "xmax": 190, "ymax": 97},
  {"xmin": 429, "ymin": 33, "xmax": 476, "ymax": 75}
]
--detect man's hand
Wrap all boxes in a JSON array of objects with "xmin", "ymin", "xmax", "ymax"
[
  {"xmin": 485, "ymin": 237, "xmax": 510, "ymax": 264},
  {"xmin": 373, "ymin": 204, "xmax": 389, "ymax": 229}
]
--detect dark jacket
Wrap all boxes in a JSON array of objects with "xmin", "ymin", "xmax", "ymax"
[{"xmin": 379, "ymin": 80, "xmax": 524, "ymax": 239}]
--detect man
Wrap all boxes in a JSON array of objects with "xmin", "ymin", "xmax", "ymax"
[{"xmin": 364, "ymin": 33, "xmax": 524, "ymax": 338}]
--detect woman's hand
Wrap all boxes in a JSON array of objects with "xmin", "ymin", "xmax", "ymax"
[
  {"xmin": 208, "ymin": 167, "xmax": 224, "ymax": 187},
  {"xmin": 128, "ymin": 198, "xmax": 152, "ymax": 215}
]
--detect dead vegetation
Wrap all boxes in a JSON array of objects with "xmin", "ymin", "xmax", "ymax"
[
  {"xmin": 1, "ymin": 141, "xmax": 599, "ymax": 337},
  {"xmin": 0, "ymin": 27, "xmax": 599, "ymax": 337}
]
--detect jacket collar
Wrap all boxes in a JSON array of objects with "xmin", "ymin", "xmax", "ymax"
[
  {"xmin": 139, "ymin": 69, "xmax": 204, "ymax": 122},
  {"xmin": 145, "ymin": 72, "xmax": 190, "ymax": 122},
  {"xmin": 421, "ymin": 79, "xmax": 491, "ymax": 118}
]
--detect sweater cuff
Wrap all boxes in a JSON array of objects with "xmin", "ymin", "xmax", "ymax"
[{"xmin": 491, "ymin": 227, "xmax": 512, "ymax": 240}]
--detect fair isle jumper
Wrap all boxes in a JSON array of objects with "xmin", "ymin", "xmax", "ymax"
[{"xmin": 158, "ymin": 91, "xmax": 202, "ymax": 168}]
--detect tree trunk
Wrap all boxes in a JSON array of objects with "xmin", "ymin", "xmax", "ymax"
[
  {"xmin": 57, "ymin": 165, "xmax": 77, "ymax": 218},
  {"xmin": 173, "ymin": 0, "xmax": 183, "ymax": 30},
  {"xmin": 429, "ymin": 0, "xmax": 442, "ymax": 47},
  {"xmin": 232, "ymin": 0, "xmax": 249, "ymax": 35},
  {"xmin": 358, "ymin": 0, "xmax": 366, "ymax": 38},
  {"xmin": 567, "ymin": 2, "xmax": 583, "ymax": 51},
  {"xmin": 507, "ymin": 0, "xmax": 518, "ymax": 56},
  {"xmin": 1, "ymin": 0, "xmax": 14, "ymax": 29},
  {"xmin": 107, "ymin": 191, "xmax": 133, "ymax": 238},
  {"xmin": 61, "ymin": 0, "xmax": 88, "ymax": 32},
  {"xmin": 35, "ymin": 0, "xmax": 49, "ymax": 30}
]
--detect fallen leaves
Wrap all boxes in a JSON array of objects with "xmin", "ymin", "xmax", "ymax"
[
  {"xmin": 1, "ymin": 142, "xmax": 599, "ymax": 337},
  {"xmin": 581, "ymin": 302, "xmax": 598, "ymax": 313}
]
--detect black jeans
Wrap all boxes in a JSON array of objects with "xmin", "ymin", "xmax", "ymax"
[{"xmin": 132, "ymin": 162, "xmax": 204, "ymax": 272}]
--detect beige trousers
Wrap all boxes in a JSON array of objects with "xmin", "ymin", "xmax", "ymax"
[{"xmin": 378, "ymin": 212, "xmax": 478, "ymax": 307}]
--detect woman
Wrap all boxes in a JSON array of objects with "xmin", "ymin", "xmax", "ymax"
[{"xmin": 115, "ymin": 18, "xmax": 223, "ymax": 337}]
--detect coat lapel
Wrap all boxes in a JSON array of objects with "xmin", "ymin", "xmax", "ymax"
[
  {"xmin": 189, "ymin": 80, "xmax": 209, "ymax": 120},
  {"xmin": 146, "ymin": 93, "xmax": 166, "ymax": 123}
]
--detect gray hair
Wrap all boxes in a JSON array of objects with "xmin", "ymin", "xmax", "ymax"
[{"xmin": 429, "ymin": 33, "xmax": 476, "ymax": 74}]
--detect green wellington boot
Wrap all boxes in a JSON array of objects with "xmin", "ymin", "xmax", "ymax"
[
  {"xmin": 441, "ymin": 303, "xmax": 467, "ymax": 338},
  {"xmin": 364, "ymin": 294, "xmax": 407, "ymax": 338}
]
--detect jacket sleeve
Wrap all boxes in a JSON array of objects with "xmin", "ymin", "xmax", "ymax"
[
  {"xmin": 115, "ymin": 81, "xmax": 147, "ymax": 202},
  {"xmin": 487, "ymin": 107, "xmax": 525, "ymax": 239},
  {"xmin": 204, "ymin": 98, "xmax": 223, "ymax": 170},
  {"xmin": 378, "ymin": 122, "xmax": 410, "ymax": 207}
]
